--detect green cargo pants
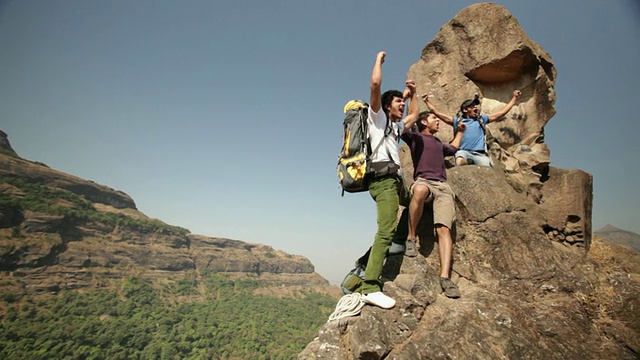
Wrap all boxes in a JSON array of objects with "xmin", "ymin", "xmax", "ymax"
[{"xmin": 361, "ymin": 174, "xmax": 405, "ymax": 294}]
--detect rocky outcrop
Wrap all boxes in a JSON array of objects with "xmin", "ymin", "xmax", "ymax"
[
  {"xmin": 0, "ymin": 132, "xmax": 136, "ymax": 210},
  {"xmin": 189, "ymin": 235, "xmax": 315, "ymax": 274},
  {"xmin": 408, "ymin": 2, "xmax": 555, "ymax": 204},
  {"xmin": 300, "ymin": 166, "xmax": 638, "ymax": 360},
  {"xmin": 405, "ymin": 2, "xmax": 589, "ymax": 248},
  {"xmin": 300, "ymin": 3, "xmax": 637, "ymax": 359},
  {"xmin": 540, "ymin": 167, "xmax": 593, "ymax": 250},
  {"xmin": 0, "ymin": 130, "xmax": 18, "ymax": 157}
]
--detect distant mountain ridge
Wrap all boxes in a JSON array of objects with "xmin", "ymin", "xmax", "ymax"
[
  {"xmin": 595, "ymin": 224, "xmax": 640, "ymax": 252},
  {"xmin": 0, "ymin": 129, "xmax": 338, "ymax": 296}
]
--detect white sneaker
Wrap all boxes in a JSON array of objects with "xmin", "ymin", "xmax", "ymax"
[{"xmin": 362, "ymin": 291, "xmax": 396, "ymax": 309}]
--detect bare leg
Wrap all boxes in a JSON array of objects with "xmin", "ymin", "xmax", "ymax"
[
  {"xmin": 455, "ymin": 157, "xmax": 467, "ymax": 166},
  {"xmin": 435, "ymin": 224, "xmax": 453, "ymax": 278},
  {"xmin": 408, "ymin": 184, "xmax": 430, "ymax": 239}
]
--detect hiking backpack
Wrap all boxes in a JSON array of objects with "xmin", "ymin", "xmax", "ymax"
[
  {"xmin": 336, "ymin": 100, "xmax": 372, "ymax": 194},
  {"xmin": 337, "ymin": 100, "xmax": 392, "ymax": 195},
  {"xmin": 453, "ymin": 114, "xmax": 486, "ymax": 134},
  {"xmin": 339, "ymin": 246, "xmax": 370, "ymax": 294}
]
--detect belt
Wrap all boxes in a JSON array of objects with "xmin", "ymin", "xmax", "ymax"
[
  {"xmin": 372, "ymin": 172, "xmax": 399, "ymax": 180},
  {"xmin": 371, "ymin": 161, "xmax": 399, "ymax": 177}
]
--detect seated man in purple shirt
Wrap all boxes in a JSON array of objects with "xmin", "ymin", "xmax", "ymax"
[{"xmin": 401, "ymin": 110, "xmax": 465, "ymax": 298}]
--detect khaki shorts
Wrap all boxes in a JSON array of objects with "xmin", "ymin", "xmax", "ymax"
[{"xmin": 412, "ymin": 177, "xmax": 456, "ymax": 229}]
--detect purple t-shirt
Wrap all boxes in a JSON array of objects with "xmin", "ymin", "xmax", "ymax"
[{"xmin": 401, "ymin": 132, "xmax": 458, "ymax": 182}]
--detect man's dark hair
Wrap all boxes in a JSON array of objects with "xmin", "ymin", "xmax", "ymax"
[
  {"xmin": 381, "ymin": 90, "xmax": 403, "ymax": 116},
  {"xmin": 416, "ymin": 111, "xmax": 433, "ymax": 132}
]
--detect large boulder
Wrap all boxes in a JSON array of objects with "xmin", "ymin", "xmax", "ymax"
[
  {"xmin": 408, "ymin": 2, "xmax": 556, "ymax": 202},
  {"xmin": 540, "ymin": 167, "xmax": 593, "ymax": 250}
]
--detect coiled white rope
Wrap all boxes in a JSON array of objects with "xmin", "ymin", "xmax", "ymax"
[{"xmin": 328, "ymin": 293, "xmax": 365, "ymax": 322}]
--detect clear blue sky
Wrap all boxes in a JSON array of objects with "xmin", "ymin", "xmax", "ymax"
[{"xmin": 1, "ymin": 1, "xmax": 638, "ymax": 284}]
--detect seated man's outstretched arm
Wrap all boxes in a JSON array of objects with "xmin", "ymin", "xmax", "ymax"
[
  {"xmin": 450, "ymin": 122, "xmax": 466, "ymax": 148},
  {"xmin": 488, "ymin": 89, "xmax": 521, "ymax": 122}
]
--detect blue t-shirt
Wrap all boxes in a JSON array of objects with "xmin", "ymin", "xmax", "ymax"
[{"xmin": 453, "ymin": 114, "xmax": 489, "ymax": 152}]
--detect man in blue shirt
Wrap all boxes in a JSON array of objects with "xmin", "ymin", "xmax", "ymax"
[{"xmin": 422, "ymin": 90, "xmax": 521, "ymax": 166}]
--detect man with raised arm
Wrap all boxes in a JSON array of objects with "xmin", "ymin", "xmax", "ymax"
[
  {"xmin": 422, "ymin": 90, "xmax": 521, "ymax": 166},
  {"xmin": 358, "ymin": 51, "xmax": 419, "ymax": 309},
  {"xmin": 401, "ymin": 111, "xmax": 466, "ymax": 298}
]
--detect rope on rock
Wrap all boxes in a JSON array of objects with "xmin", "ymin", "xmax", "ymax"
[{"xmin": 328, "ymin": 293, "xmax": 364, "ymax": 322}]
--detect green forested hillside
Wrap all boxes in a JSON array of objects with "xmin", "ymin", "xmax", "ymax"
[{"xmin": 0, "ymin": 272, "xmax": 335, "ymax": 359}]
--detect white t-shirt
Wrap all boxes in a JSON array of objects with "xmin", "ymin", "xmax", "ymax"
[{"xmin": 367, "ymin": 106, "xmax": 404, "ymax": 166}]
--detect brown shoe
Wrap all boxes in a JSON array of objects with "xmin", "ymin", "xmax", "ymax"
[
  {"xmin": 440, "ymin": 277, "xmax": 461, "ymax": 298},
  {"xmin": 405, "ymin": 238, "xmax": 419, "ymax": 257}
]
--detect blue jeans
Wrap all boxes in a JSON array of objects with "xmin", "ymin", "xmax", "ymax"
[{"xmin": 455, "ymin": 149, "xmax": 493, "ymax": 167}]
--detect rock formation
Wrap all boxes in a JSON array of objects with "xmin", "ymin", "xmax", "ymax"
[
  {"xmin": 300, "ymin": 166, "xmax": 638, "ymax": 359},
  {"xmin": 0, "ymin": 131, "xmax": 334, "ymax": 296},
  {"xmin": 408, "ymin": 2, "xmax": 555, "ymax": 205},
  {"xmin": 0, "ymin": 130, "xmax": 17, "ymax": 157},
  {"xmin": 300, "ymin": 3, "xmax": 638, "ymax": 359},
  {"xmin": 539, "ymin": 167, "xmax": 593, "ymax": 249},
  {"xmin": 405, "ymin": 2, "xmax": 590, "ymax": 250}
]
